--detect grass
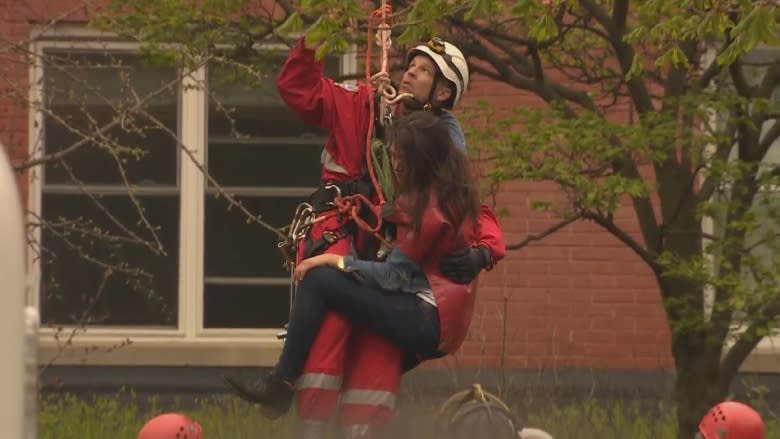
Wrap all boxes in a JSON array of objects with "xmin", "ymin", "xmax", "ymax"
[{"xmin": 38, "ymin": 390, "xmax": 780, "ymax": 439}]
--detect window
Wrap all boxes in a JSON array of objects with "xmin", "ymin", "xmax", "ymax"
[
  {"xmin": 39, "ymin": 51, "xmax": 180, "ymax": 328},
  {"xmin": 28, "ymin": 28, "xmax": 354, "ymax": 364}
]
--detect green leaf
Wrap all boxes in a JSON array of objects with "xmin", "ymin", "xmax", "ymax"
[
  {"xmin": 626, "ymin": 54, "xmax": 645, "ymax": 80},
  {"xmin": 275, "ymin": 12, "xmax": 303, "ymax": 37}
]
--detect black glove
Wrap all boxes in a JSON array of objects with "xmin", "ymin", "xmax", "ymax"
[{"xmin": 440, "ymin": 245, "xmax": 491, "ymax": 284}]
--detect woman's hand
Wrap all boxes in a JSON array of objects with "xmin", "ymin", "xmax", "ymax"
[{"xmin": 294, "ymin": 253, "xmax": 342, "ymax": 282}]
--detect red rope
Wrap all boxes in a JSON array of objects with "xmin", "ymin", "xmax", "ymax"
[
  {"xmin": 364, "ymin": 2, "xmax": 393, "ymax": 209},
  {"xmin": 317, "ymin": 2, "xmax": 396, "ymax": 249},
  {"xmin": 334, "ymin": 194, "xmax": 393, "ymax": 248}
]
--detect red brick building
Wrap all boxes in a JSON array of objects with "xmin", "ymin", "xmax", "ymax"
[{"xmin": 1, "ymin": 0, "xmax": 777, "ymax": 384}]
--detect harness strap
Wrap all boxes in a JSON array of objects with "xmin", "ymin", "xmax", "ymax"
[{"xmin": 301, "ymin": 224, "xmax": 353, "ymax": 259}]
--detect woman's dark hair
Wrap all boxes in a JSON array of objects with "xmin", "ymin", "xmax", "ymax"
[{"xmin": 384, "ymin": 111, "xmax": 480, "ymax": 235}]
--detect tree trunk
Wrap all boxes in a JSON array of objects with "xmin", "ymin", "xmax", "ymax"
[{"xmin": 672, "ymin": 333, "xmax": 724, "ymax": 439}]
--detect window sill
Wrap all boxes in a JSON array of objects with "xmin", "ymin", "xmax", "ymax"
[{"xmin": 38, "ymin": 334, "xmax": 283, "ymax": 367}]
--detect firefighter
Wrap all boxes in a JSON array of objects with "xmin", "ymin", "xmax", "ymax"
[
  {"xmin": 137, "ymin": 413, "xmax": 203, "ymax": 439},
  {"xmin": 697, "ymin": 401, "xmax": 764, "ymax": 439},
  {"xmin": 224, "ymin": 35, "xmax": 506, "ymax": 439}
]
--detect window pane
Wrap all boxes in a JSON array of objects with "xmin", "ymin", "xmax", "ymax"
[
  {"xmin": 206, "ymin": 55, "xmax": 340, "ymax": 187},
  {"xmin": 202, "ymin": 51, "xmax": 342, "ymax": 329},
  {"xmin": 205, "ymin": 196, "xmax": 304, "ymax": 278},
  {"xmin": 43, "ymin": 51, "xmax": 178, "ymax": 186},
  {"xmin": 204, "ymin": 284, "xmax": 290, "ymax": 329},
  {"xmin": 207, "ymin": 55, "xmax": 339, "ymax": 138},
  {"xmin": 39, "ymin": 194, "xmax": 179, "ymax": 327},
  {"xmin": 207, "ymin": 136, "xmax": 322, "ymax": 187}
]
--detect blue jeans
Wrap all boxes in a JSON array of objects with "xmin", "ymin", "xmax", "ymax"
[{"xmin": 277, "ymin": 266, "xmax": 441, "ymax": 380}]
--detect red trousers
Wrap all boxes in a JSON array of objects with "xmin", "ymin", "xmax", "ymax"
[{"xmin": 294, "ymin": 218, "xmax": 402, "ymax": 427}]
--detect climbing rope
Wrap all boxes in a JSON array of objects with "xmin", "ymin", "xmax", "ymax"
[
  {"xmin": 363, "ymin": 0, "xmax": 393, "ymax": 209},
  {"xmin": 324, "ymin": 0, "xmax": 410, "ymax": 251},
  {"xmin": 368, "ymin": 2, "xmax": 411, "ymax": 126}
]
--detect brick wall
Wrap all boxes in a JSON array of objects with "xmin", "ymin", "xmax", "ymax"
[{"xmin": 1, "ymin": 0, "xmax": 674, "ymax": 370}]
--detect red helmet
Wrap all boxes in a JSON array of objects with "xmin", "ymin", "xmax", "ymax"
[
  {"xmin": 698, "ymin": 401, "xmax": 764, "ymax": 439},
  {"xmin": 138, "ymin": 413, "xmax": 203, "ymax": 439}
]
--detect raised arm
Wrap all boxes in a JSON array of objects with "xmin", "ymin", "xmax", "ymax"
[{"xmin": 277, "ymin": 38, "xmax": 371, "ymax": 131}]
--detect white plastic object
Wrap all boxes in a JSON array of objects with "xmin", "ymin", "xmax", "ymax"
[{"xmin": 0, "ymin": 144, "xmax": 26, "ymax": 439}]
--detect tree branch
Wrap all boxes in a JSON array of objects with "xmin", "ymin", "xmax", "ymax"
[
  {"xmin": 506, "ymin": 214, "xmax": 582, "ymax": 250},
  {"xmin": 728, "ymin": 57, "xmax": 754, "ymax": 98},
  {"xmin": 460, "ymin": 38, "xmax": 599, "ymax": 114},
  {"xmin": 580, "ymin": 0, "xmax": 655, "ymax": 115},
  {"xmin": 42, "ymin": 267, "xmax": 118, "ymax": 371},
  {"xmin": 696, "ymin": 124, "xmax": 739, "ymax": 204},
  {"xmin": 695, "ymin": 35, "xmax": 736, "ymax": 91},
  {"xmin": 142, "ymin": 107, "xmax": 286, "ymax": 241},
  {"xmin": 578, "ymin": 0, "xmax": 617, "ymax": 34},
  {"xmin": 710, "ymin": 152, "xmax": 763, "ymax": 351},
  {"xmin": 583, "ymin": 211, "xmax": 662, "ymax": 272},
  {"xmin": 612, "ymin": 0, "xmax": 629, "ymax": 33},
  {"xmin": 719, "ymin": 298, "xmax": 780, "ymax": 393},
  {"xmin": 528, "ymin": 43, "xmax": 545, "ymax": 84},
  {"xmin": 759, "ymin": 119, "xmax": 780, "ymax": 160},
  {"xmin": 14, "ymin": 75, "xmax": 182, "ymax": 171},
  {"xmin": 449, "ymin": 16, "xmax": 562, "ymax": 50}
]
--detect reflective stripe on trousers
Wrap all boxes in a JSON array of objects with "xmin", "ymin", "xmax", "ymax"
[
  {"xmin": 340, "ymin": 389, "xmax": 396, "ymax": 409},
  {"xmin": 297, "ymin": 373, "xmax": 342, "ymax": 391}
]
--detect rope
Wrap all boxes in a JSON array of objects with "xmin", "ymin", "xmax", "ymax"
[
  {"xmin": 319, "ymin": 1, "xmax": 411, "ymax": 252},
  {"xmin": 369, "ymin": 2, "xmax": 413, "ymax": 124}
]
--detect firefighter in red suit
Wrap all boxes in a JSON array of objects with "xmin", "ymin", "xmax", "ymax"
[{"xmin": 224, "ymin": 36, "xmax": 506, "ymax": 439}]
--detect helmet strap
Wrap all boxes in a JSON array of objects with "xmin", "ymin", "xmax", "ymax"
[{"xmin": 426, "ymin": 75, "xmax": 440, "ymax": 107}]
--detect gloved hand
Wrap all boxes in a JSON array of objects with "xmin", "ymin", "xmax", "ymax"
[{"xmin": 440, "ymin": 244, "xmax": 491, "ymax": 284}]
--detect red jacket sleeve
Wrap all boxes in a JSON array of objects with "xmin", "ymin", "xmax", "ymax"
[
  {"xmin": 477, "ymin": 204, "xmax": 506, "ymax": 269},
  {"xmin": 277, "ymin": 38, "xmax": 370, "ymax": 131}
]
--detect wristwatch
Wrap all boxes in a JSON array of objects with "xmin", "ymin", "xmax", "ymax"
[{"xmin": 336, "ymin": 256, "xmax": 345, "ymax": 271}]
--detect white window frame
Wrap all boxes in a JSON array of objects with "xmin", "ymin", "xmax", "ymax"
[
  {"xmin": 27, "ymin": 24, "xmax": 357, "ymax": 366},
  {"xmin": 699, "ymin": 44, "xmax": 780, "ymax": 373}
]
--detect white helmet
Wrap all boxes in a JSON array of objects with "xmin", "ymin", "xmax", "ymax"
[{"xmin": 406, "ymin": 37, "xmax": 470, "ymax": 108}]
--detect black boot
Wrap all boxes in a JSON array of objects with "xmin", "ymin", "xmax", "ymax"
[{"xmin": 222, "ymin": 370, "xmax": 295, "ymax": 419}]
